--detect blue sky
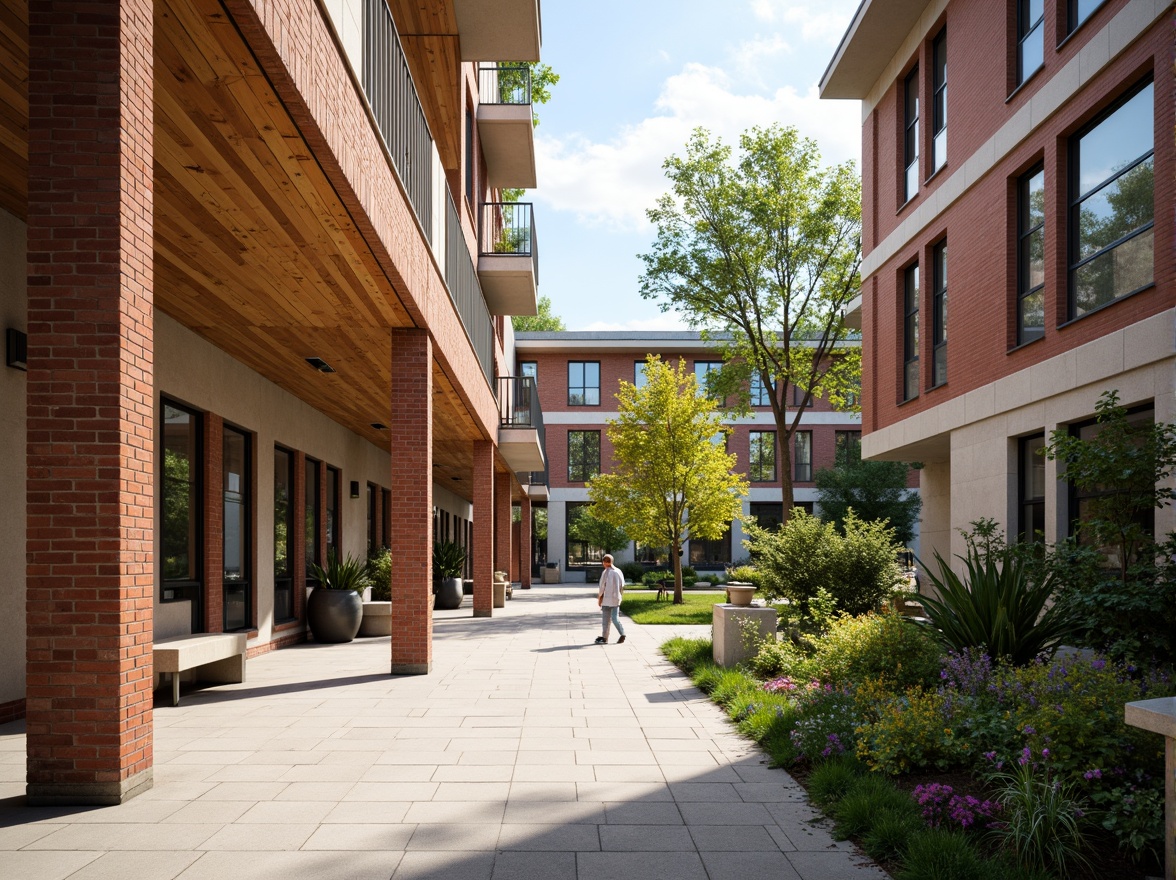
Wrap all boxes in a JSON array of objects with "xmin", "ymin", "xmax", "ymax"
[{"xmin": 531, "ymin": 0, "xmax": 863, "ymax": 331}]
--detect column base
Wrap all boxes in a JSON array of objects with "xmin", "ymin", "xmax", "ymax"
[
  {"xmin": 390, "ymin": 662, "xmax": 432, "ymax": 675},
  {"xmin": 473, "ymin": 609, "xmax": 493, "ymax": 618},
  {"xmin": 27, "ymin": 768, "xmax": 153, "ymax": 806}
]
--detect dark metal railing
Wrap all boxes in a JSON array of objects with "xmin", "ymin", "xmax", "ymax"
[
  {"xmin": 479, "ymin": 202, "xmax": 538, "ymax": 286},
  {"xmin": 497, "ymin": 376, "xmax": 546, "ymax": 468},
  {"xmin": 478, "ymin": 64, "xmax": 532, "ymax": 105},
  {"xmin": 444, "ymin": 189, "xmax": 494, "ymax": 383},
  {"xmin": 363, "ymin": 0, "xmax": 433, "ymax": 233}
]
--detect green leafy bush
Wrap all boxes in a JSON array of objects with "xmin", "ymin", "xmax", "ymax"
[
  {"xmin": 642, "ymin": 570, "xmax": 673, "ymax": 586},
  {"xmin": 855, "ymin": 682, "xmax": 970, "ymax": 774},
  {"xmin": 366, "ymin": 547, "xmax": 392, "ymax": 601},
  {"xmin": 915, "ymin": 544, "xmax": 1080, "ymax": 665},
  {"xmin": 746, "ymin": 510, "xmax": 903, "ymax": 616},
  {"xmin": 788, "ymin": 684, "xmax": 859, "ymax": 762},
  {"xmin": 813, "ymin": 610, "xmax": 942, "ymax": 690},
  {"xmin": 725, "ymin": 564, "xmax": 761, "ymax": 587},
  {"xmin": 620, "ymin": 562, "xmax": 646, "ymax": 583}
]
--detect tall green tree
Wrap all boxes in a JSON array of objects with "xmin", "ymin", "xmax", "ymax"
[
  {"xmin": 588, "ymin": 356, "xmax": 748, "ymax": 603},
  {"xmin": 640, "ymin": 124, "xmax": 862, "ymax": 517},
  {"xmin": 512, "ymin": 294, "xmax": 566, "ymax": 332},
  {"xmin": 568, "ymin": 507, "xmax": 630, "ymax": 558},
  {"xmin": 814, "ymin": 446, "xmax": 922, "ymax": 546}
]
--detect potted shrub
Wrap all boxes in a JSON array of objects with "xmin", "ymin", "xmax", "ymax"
[
  {"xmin": 359, "ymin": 547, "xmax": 392, "ymax": 637},
  {"xmin": 433, "ymin": 540, "xmax": 466, "ymax": 610},
  {"xmin": 307, "ymin": 551, "xmax": 369, "ymax": 642}
]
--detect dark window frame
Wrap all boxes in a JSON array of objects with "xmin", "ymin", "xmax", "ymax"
[
  {"xmin": 464, "ymin": 106, "xmax": 475, "ymax": 206},
  {"xmin": 750, "ymin": 373, "xmax": 772, "ymax": 407},
  {"xmin": 1065, "ymin": 404, "xmax": 1155, "ymax": 544},
  {"xmin": 748, "ymin": 431, "xmax": 777, "ymax": 482},
  {"xmin": 1067, "ymin": 0, "xmax": 1105, "ymax": 35},
  {"xmin": 1067, "ymin": 77, "xmax": 1155, "ymax": 321},
  {"xmin": 273, "ymin": 446, "xmax": 296, "ymax": 624},
  {"xmin": 1018, "ymin": 163, "xmax": 1046, "ymax": 344},
  {"xmin": 1016, "ymin": 0, "xmax": 1044, "ymax": 86},
  {"xmin": 1018, "ymin": 433, "xmax": 1046, "ymax": 543},
  {"xmin": 567, "ymin": 429, "xmax": 601, "ymax": 483},
  {"xmin": 222, "ymin": 425, "xmax": 252, "ymax": 633},
  {"xmin": 835, "ymin": 430, "xmax": 862, "ymax": 462},
  {"xmin": 903, "ymin": 66, "xmax": 920, "ymax": 203},
  {"xmin": 634, "ymin": 361, "xmax": 647, "ymax": 388},
  {"xmin": 794, "ymin": 430, "xmax": 813, "ymax": 483},
  {"xmin": 160, "ymin": 398, "xmax": 203, "ymax": 632},
  {"xmin": 566, "ymin": 500, "xmax": 604, "ymax": 566},
  {"xmin": 903, "ymin": 262, "xmax": 920, "ymax": 401},
  {"xmin": 520, "ymin": 361, "xmax": 537, "ymax": 381},
  {"xmin": 326, "ymin": 465, "xmax": 341, "ymax": 561},
  {"xmin": 931, "ymin": 29, "xmax": 947, "ymax": 173},
  {"xmin": 567, "ymin": 360, "xmax": 601, "ymax": 406},
  {"xmin": 304, "ymin": 456, "xmax": 321, "ymax": 583},
  {"xmin": 932, "ymin": 241, "xmax": 947, "ymax": 387}
]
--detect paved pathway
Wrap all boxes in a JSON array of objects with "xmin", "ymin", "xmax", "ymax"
[{"xmin": 0, "ymin": 584, "xmax": 889, "ymax": 880}]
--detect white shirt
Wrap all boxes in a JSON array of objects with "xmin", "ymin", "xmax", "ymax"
[{"xmin": 598, "ymin": 566, "xmax": 625, "ymax": 606}]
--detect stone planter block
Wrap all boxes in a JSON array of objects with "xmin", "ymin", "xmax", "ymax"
[
  {"xmin": 713, "ymin": 604, "xmax": 776, "ymax": 668},
  {"xmin": 358, "ymin": 601, "xmax": 392, "ymax": 637},
  {"xmin": 492, "ymin": 581, "xmax": 506, "ymax": 608},
  {"xmin": 1125, "ymin": 697, "xmax": 1176, "ymax": 880}
]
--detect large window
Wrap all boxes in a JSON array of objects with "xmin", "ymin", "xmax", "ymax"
[
  {"xmin": 1018, "ymin": 434, "xmax": 1046, "ymax": 543},
  {"xmin": 694, "ymin": 361, "xmax": 723, "ymax": 398},
  {"xmin": 749, "ymin": 431, "xmax": 777, "ymax": 482},
  {"xmin": 1067, "ymin": 0, "xmax": 1103, "ymax": 34},
  {"xmin": 749, "ymin": 502, "xmax": 784, "ymax": 530},
  {"xmin": 903, "ymin": 66, "xmax": 919, "ymax": 202},
  {"xmin": 568, "ymin": 361, "xmax": 600, "ymax": 406},
  {"xmin": 326, "ymin": 465, "xmax": 340, "ymax": 562},
  {"xmin": 689, "ymin": 528, "xmax": 731, "ymax": 566},
  {"xmin": 566, "ymin": 501, "xmax": 603, "ymax": 566},
  {"xmin": 932, "ymin": 241, "xmax": 947, "ymax": 386},
  {"xmin": 520, "ymin": 361, "xmax": 537, "ymax": 382},
  {"xmin": 273, "ymin": 447, "xmax": 294, "ymax": 624},
  {"xmin": 223, "ymin": 426, "xmax": 251, "ymax": 632},
  {"xmin": 1070, "ymin": 80, "xmax": 1154, "ymax": 318},
  {"xmin": 634, "ymin": 361, "xmax": 647, "ymax": 388},
  {"xmin": 903, "ymin": 263, "xmax": 920, "ymax": 401},
  {"xmin": 1018, "ymin": 164, "xmax": 1046, "ymax": 344},
  {"xmin": 367, "ymin": 483, "xmax": 379, "ymax": 555},
  {"xmin": 931, "ymin": 29, "xmax": 947, "ymax": 173},
  {"xmin": 1016, "ymin": 0, "xmax": 1044, "ymax": 86},
  {"xmin": 161, "ymin": 401, "xmax": 202, "ymax": 629},
  {"xmin": 305, "ymin": 457, "xmax": 321, "ymax": 582},
  {"xmin": 750, "ymin": 373, "xmax": 772, "ymax": 407},
  {"xmin": 835, "ymin": 430, "xmax": 862, "ymax": 462},
  {"xmin": 794, "ymin": 431, "xmax": 813, "ymax": 482},
  {"xmin": 567, "ymin": 430, "xmax": 601, "ymax": 482},
  {"xmin": 791, "ymin": 384, "xmax": 812, "ymax": 407}
]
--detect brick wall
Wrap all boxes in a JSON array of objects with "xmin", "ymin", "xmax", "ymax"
[
  {"xmin": 25, "ymin": 0, "xmax": 155, "ymax": 804},
  {"xmin": 472, "ymin": 440, "xmax": 494, "ymax": 617},
  {"xmin": 863, "ymin": 15, "xmax": 1173, "ymax": 433}
]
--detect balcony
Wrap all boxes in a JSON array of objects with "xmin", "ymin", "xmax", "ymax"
[
  {"xmin": 478, "ymin": 202, "xmax": 538, "ymax": 316},
  {"xmin": 497, "ymin": 376, "xmax": 546, "ymax": 474},
  {"xmin": 477, "ymin": 65, "xmax": 536, "ymax": 189},
  {"xmin": 453, "ymin": 0, "xmax": 542, "ymax": 62}
]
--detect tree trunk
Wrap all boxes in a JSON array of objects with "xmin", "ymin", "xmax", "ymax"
[{"xmin": 672, "ymin": 543, "xmax": 684, "ymax": 604}]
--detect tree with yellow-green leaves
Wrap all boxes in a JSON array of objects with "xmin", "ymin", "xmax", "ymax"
[{"xmin": 587, "ymin": 356, "xmax": 748, "ymax": 604}]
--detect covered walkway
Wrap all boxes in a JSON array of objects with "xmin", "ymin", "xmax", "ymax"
[{"xmin": 0, "ymin": 585, "xmax": 888, "ymax": 880}]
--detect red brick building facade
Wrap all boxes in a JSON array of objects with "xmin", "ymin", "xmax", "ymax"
[{"xmin": 821, "ymin": 0, "xmax": 1174, "ymax": 562}]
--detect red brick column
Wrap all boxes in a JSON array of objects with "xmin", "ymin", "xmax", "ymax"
[
  {"xmin": 519, "ymin": 496, "xmax": 532, "ymax": 589},
  {"xmin": 203, "ymin": 415, "xmax": 225, "ymax": 634},
  {"xmin": 472, "ymin": 441, "xmax": 494, "ymax": 618},
  {"xmin": 25, "ymin": 0, "xmax": 154, "ymax": 805},
  {"xmin": 390, "ymin": 330, "xmax": 432, "ymax": 674},
  {"xmin": 495, "ymin": 471, "xmax": 512, "ymax": 583}
]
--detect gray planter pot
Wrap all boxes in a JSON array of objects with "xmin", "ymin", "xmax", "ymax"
[
  {"xmin": 307, "ymin": 589, "xmax": 363, "ymax": 642},
  {"xmin": 434, "ymin": 577, "xmax": 463, "ymax": 610}
]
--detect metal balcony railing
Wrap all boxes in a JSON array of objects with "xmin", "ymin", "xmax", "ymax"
[
  {"xmin": 362, "ymin": 0, "xmax": 433, "ymax": 233},
  {"xmin": 479, "ymin": 202, "xmax": 538, "ymax": 285},
  {"xmin": 444, "ymin": 188, "xmax": 494, "ymax": 383},
  {"xmin": 478, "ymin": 64, "xmax": 532, "ymax": 106},
  {"xmin": 497, "ymin": 375, "xmax": 546, "ymax": 464}
]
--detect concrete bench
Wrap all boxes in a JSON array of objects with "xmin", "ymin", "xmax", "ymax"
[
  {"xmin": 1125, "ymin": 697, "xmax": 1176, "ymax": 880},
  {"xmin": 153, "ymin": 633, "xmax": 248, "ymax": 707}
]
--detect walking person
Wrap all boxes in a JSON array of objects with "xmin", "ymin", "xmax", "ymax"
[{"xmin": 595, "ymin": 554, "xmax": 626, "ymax": 644}]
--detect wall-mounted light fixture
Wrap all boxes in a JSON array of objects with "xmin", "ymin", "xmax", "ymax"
[
  {"xmin": 6, "ymin": 328, "xmax": 27, "ymax": 371},
  {"xmin": 370, "ymin": 422, "xmax": 388, "ymax": 430},
  {"xmin": 350, "ymin": 480, "xmax": 360, "ymax": 498},
  {"xmin": 305, "ymin": 356, "xmax": 335, "ymax": 373}
]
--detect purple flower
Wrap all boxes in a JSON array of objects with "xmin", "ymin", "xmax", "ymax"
[{"xmin": 1083, "ymin": 769, "xmax": 1103, "ymax": 780}]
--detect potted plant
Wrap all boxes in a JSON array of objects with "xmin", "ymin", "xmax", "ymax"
[
  {"xmin": 433, "ymin": 540, "xmax": 466, "ymax": 610},
  {"xmin": 359, "ymin": 546, "xmax": 392, "ymax": 637},
  {"xmin": 307, "ymin": 551, "xmax": 369, "ymax": 642}
]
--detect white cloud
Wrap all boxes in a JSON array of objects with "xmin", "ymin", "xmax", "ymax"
[
  {"xmin": 534, "ymin": 63, "xmax": 861, "ymax": 232},
  {"xmin": 749, "ymin": 0, "xmax": 856, "ymax": 44}
]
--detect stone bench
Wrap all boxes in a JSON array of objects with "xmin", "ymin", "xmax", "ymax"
[
  {"xmin": 153, "ymin": 633, "xmax": 248, "ymax": 707},
  {"xmin": 1125, "ymin": 697, "xmax": 1176, "ymax": 879}
]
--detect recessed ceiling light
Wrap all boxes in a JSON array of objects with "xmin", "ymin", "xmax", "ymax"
[
  {"xmin": 370, "ymin": 422, "xmax": 388, "ymax": 430},
  {"xmin": 305, "ymin": 357, "xmax": 334, "ymax": 373}
]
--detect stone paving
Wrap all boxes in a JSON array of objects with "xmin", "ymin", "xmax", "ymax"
[{"xmin": 0, "ymin": 584, "xmax": 889, "ymax": 880}]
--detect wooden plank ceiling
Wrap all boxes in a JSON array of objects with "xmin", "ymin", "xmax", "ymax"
[{"xmin": 0, "ymin": 0, "xmax": 490, "ymax": 490}]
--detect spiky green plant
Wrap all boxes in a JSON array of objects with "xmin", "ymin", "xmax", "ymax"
[
  {"xmin": 308, "ymin": 551, "xmax": 371, "ymax": 593},
  {"xmin": 913, "ymin": 546, "xmax": 1080, "ymax": 665}
]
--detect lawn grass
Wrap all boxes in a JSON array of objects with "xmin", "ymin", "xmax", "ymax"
[{"xmin": 620, "ymin": 591, "xmax": 725, "ymax": 624}]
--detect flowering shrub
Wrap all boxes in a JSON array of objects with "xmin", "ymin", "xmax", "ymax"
[
  {"xmin": 911, "ymin": 783, "xmax": 1000, "ymax": 832},
  {"xmin": 788, "ymin": 685, "xmax": 858, "ymax": 761},
  {"xmin": 1088, "ymin": 767, "xmax": 1168, "ymax": 864},
  {"xmin": 815, "ymin": 610, "xmax": 942, "ymax": 689},
  {"xmin": 855, "ymin": 683, "xmax": 969, "ymax": 774}
]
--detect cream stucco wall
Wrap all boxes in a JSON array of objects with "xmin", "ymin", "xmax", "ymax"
[{"xmin": 0, "ymin": 210, "xmax": 26, "ymax": 706}]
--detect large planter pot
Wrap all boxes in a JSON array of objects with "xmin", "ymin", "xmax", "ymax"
[
  {"xmin": 725, "ymin": 583, "xmax": 756, "ymax": 607},
  {"xmin": 307, "ymin": 588, "xmax": 363, "ymax": 642},
  {"xmin": 434, "ymin": 577, "xmax": 464, "ymax": 611},
  {"xmin": 358, "ymin": 601, "xmax": 392, "ymax": 636}
]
